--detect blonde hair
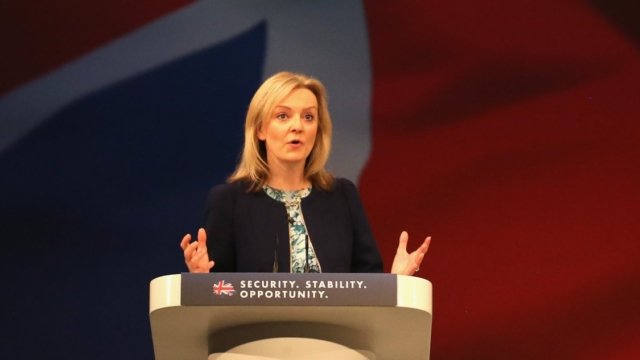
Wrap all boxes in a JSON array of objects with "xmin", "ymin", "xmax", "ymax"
[{"xmin": 228, "ymin": 72, "xmax": 334, "ymax": 191}]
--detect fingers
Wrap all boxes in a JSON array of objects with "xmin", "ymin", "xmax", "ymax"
[
  {"xmin": 186, "ymin": 242, "xmax": 211, "ymax": 272},
  {"xmin": 396, "ymin": 231, "xmax": 408, "ymax": 253},
  {"xmin": 181, "ymin": 229, "xmax": 213, "ymax": 273},
  {"xmin": 404, "ymin": 262, "xmax": 421, "ymax": 276},
  {"xmin": 192, "ymin": 261, "xmax": 214, "ymax": 273},
  {"xmin": 181, "ymin": 230, "xmax": 207, "ymax": 258},
  {"xmin": 191, "ymin": 245, "xmax": 207, "ymax": 263},
  {"xmin": 412, "ymin": 253, "xmax": 425, "ymax": 270},
  {"xmin": 192, "ymin": 253, "xmax": 214, "ymax": 273},
  {"xmin": 180, "ymin": 233, "xmax": 192, "ymax": 251},
  {"xmin": 206, "ymin": 260, "xmax": 215, "ymax": 271},
  {"xmin": 418, "ymin": 236, "xmax": 431, "ymax": 256},
  {"xmin": 194, "ymin": 229, "xmax": 208, "ymax": 257},
  {"xmin": 198, "ymin": 228, "xmax": 207, "ymax": 245},
  {"xmin": 398, "ymin": 232, "xmax": 432, "ymax": 255},
  {"xmin": 183, "ymin": 240, "xmax": 199, "ymax": 262},
  {"xmin": 407, "ymin": 235, "xmax": 431, "ymax": 275}
]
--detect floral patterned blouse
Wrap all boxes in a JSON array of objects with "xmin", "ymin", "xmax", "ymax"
[{"xmin": 263, "ymin": 184, "xmax": 322, "ymax": 273}]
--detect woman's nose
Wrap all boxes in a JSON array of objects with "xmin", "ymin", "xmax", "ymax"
[{"xmin": 290, "ymin": 115, "xmax": 302, "ymax": 132}]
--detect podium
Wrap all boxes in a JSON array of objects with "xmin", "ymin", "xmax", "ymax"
[{"xmin": 149, "ymin": 273, "xmax": 432, "ymax": 359}]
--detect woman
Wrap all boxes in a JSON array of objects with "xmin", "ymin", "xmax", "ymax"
[{"xmin": 180, "ymin": 72, "xmax": 430, "ymax": 275}]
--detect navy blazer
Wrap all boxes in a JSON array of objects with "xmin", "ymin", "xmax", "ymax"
[{"xmin": 203, "ymin": 178, "xmax": 384, "ymax": 273}]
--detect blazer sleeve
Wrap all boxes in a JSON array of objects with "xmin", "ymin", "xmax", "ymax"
[
  {"xmin": 203, "ymin": 184, "xmax": 237, "ymax": 272},
  {"xmin": 339, "ymin": 179, "xmax": 384, "ymax": 273}
]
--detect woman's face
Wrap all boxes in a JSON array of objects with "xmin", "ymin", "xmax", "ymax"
[{"xmin": 258, "ymin": 87, "xmax": 319, "ymax": 169}]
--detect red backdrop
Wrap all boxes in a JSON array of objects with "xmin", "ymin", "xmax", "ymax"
[{"xmin": 363, "ymin": 1, "xmax": 640, "ymax": 359}]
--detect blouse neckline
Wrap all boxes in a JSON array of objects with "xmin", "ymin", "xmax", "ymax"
[{"xmin": 262, "ymin": 184, "xmax": 312, "ymax": 205}]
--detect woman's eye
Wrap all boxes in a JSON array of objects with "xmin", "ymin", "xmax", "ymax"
[
  {"xmin": 304, "ymin": 114, "xmax": 314, "ymax": 121},
  {"xmin": 277, "ymin": 113, "xmax": 287, "ymax": 120}
]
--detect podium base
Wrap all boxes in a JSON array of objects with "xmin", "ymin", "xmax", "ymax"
[{"xmin": 208, "ymin": 337, "xmax": 375, "ymax": 360}]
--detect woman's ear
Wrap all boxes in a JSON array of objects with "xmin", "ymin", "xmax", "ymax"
[{"xmin": 256, "ymin": 120, "xmax": 267, "ymax": 141}]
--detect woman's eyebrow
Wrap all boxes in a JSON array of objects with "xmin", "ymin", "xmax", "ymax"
[{"xmin": 274, "ymin": 105, "xmax": 317, "ymax": 110}]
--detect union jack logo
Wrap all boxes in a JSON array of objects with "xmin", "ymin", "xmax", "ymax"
[{"xmin": 212, "ymin": 280, "xmax": 235, "ymax": 296}]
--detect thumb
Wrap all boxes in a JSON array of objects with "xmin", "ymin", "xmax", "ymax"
[{"xmin": 396, "ymin": 231, "xmax": 408, "ymax": 253}]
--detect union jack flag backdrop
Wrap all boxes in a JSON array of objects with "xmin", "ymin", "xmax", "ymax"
[{"xmin": 1, "ymin": 1, "xmax": 639, "ymax": 359}]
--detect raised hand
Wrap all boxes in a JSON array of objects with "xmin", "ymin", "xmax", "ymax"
[
  {"xmin": 390, "ymin": 231, "xmax": 431, "ymax": 275},
  {"xmin": 179, "ymin": 228, "xmax": 214, "ymax": 273}
]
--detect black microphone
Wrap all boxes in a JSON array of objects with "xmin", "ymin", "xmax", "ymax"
[
  {"xmin": 273, "ymin": 235, "xmax": 279, "ymax": 273},
  {"xmin": 304, "ymin": 234, "xmax": 310, "ymax": 273}
]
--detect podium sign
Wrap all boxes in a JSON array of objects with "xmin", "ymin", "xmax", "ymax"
[
  {"xmin": 150, "ymin": 273, "xmax": 432, "ymax": 359},
  {"xmin": 181, "ymin": 273, "xmax": 397, "ymax": 306}
]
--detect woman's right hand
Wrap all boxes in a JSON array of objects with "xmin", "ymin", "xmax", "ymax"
[{"xmin": 180, "ymin": 228, "xmax": 214, "ymax": 273}]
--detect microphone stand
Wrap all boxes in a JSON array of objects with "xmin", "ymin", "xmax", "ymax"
[
  {"xmin": 273, "ymin": 234, "xmax": 279, "ymax": 273},
  {"xmin": 304, "ymin": 234, "xmax": 310, "ymax": 273}
]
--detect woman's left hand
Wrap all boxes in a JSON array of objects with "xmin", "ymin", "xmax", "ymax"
[{"xmin": 391, "ymin": 231, "xmax": 431, "ymax": 275}]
